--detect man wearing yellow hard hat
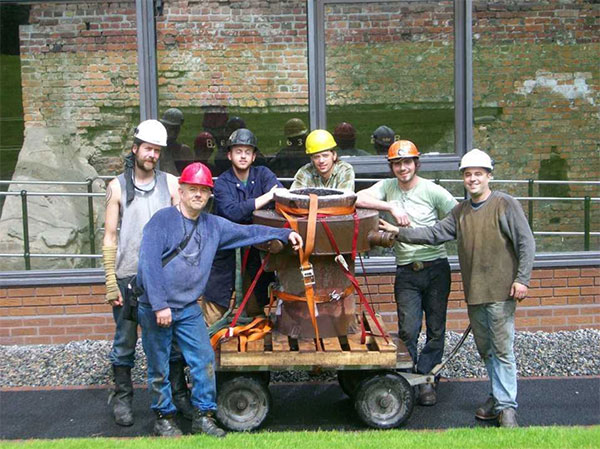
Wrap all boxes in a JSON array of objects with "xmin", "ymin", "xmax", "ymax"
[{"xmin": 290, "ymin": 129, "xmax": 355, "ymax": 192}]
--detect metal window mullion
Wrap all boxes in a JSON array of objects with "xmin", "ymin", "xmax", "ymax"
[
  {"xmin": 136, "ymin": 0, "xmax": 159, "ymax": 121},
  {"xmin": 454, "ymin": 0, "xmax": 472, "ymax": 156},
  {"xmin": 307, "ymin": 0, "xmax": 326, "ymax": 130}
]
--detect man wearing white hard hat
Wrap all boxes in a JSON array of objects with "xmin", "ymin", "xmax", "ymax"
[
  {"xmin": 381, "ymin": 148, "xmax": 535, "ymax": 428},
  {"xmin": 102, "ymin": 119, "xmax": 193, "ymax": 430}
]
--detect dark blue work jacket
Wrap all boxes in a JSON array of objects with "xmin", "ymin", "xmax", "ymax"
[{"xmin": 204, "ymin": 166, "xmax": 282, "ymax": 307}]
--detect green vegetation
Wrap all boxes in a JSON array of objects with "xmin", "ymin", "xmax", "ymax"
[{"xmin": 0, "ymin": 426, "xmax": 598, "ymax": 449}]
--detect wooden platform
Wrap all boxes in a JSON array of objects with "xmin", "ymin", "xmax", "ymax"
[{"xmin": 217, "ymin": 313, "xmax": 413, "ymax": 371}]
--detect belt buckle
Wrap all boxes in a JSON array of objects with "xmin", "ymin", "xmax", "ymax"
[{"xmin": 412, "ymin": 261, "xmax": 424, "ymax": 272}]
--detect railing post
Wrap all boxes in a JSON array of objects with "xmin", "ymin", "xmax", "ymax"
[
  {"xmin": 20, "ymin": 190, "xmax": 31, "ymax": 270},
  {"xmin": 584, "ymin": 196, "xmax": 591, "ymax": 251},
  {"xmin": 87, "ymin": 179, "xmax": 96, "ymax": 268},
  {"xmin": 528, "ymin": 179, "xmax": 534, "ymax": 230}
]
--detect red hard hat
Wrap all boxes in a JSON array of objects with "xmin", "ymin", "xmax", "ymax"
[
  {"xmin": 333, "ymin": 122, "xmax": 356, "ymax": 141},
  {"xmin": 179, "ymin": 162, "xmax": 214, "ymax": 188},
  {"xmin": 194, "ymin": 131, "xmax": 216, "ymax": 151}
]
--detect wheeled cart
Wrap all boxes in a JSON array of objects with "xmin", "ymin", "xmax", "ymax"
[{"xmin": 214, "ymin": 313, "xmax": 445, "ymax": 431}]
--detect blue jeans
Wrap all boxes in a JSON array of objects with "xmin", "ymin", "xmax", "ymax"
[
  {"xmin": 110, "ymin": 277, "xmax": 183, "ymax": 367},
  {"xmin": 138, "ymin": 301, "xmax": 217, "ymax": 415},
  {"xmin": 394, "ymin": 259, "xmax": 451, "ymax": 374},
  {"xmin": 468, "ymin": 300, "xmax": 518, "ymax": 411}
]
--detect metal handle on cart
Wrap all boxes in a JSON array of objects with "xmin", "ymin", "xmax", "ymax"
[{"xmin": 429, "ymin": 324, "xmax": 472, "ymax": 377}]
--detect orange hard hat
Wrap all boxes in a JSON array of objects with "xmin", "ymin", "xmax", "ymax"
[
  {"xmin": 179, "ymin": 162, "xmax": 214, "ymax": 188},
  {"xmin": 387, "ymin": 140, "xmax": 420, "ymax": 161}
]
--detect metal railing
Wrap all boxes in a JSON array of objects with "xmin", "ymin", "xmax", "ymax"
[{"xmin": 0, "ymin": 178, "xmax": 598, "ymax": 270}]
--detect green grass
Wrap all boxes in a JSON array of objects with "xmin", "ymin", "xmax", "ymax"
[{"xmin": 0, "ymin": 427, "xmax": 598, "ymax": 449}]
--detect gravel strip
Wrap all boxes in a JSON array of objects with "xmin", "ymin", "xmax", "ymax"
[{"xmin": 1, "ymin": 329, "xmax": 598, "ymax": 388}]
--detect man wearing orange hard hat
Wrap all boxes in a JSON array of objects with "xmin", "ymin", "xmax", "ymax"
[
  {"xmin": 135, "ymin": 162, "xmax": 302, "ymax": 438},
  {"xmin": 356, "ymin": 139, "xmax": 457, "ymax": 407}
]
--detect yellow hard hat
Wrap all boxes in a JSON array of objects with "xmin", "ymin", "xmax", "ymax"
[{"xmin": 305, "ymin": 129, "xmax": 337, "ymax": 155}]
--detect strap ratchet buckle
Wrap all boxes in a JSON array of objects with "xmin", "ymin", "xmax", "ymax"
[
  {"xmin": 334, "ymin": 254, "xmax": 349, "ymax": 271},
  {"xmin": 300, "ymin": 263, "xmax": 316, "ymax": 287}
]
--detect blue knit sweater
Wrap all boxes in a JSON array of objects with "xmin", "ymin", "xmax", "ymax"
[{"xmin": 137, "ymin": 206, "xmax": 291, "ymax": 311}]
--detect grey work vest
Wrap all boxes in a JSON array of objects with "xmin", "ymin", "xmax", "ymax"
[{"xmin": 115, "ymin": 170, "xmax": 171, "ymax": 278}]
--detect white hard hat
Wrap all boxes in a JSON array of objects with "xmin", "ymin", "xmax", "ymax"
[
  {"xmin": 134, "ymin": 119, "xmax": 168, "ymax": 147},
  {"xmin": 459, "ymin": 148, "xmax": 494, "ymax": 171}
]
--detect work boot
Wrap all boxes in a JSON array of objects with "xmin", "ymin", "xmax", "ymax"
[
  {"xmin": 110, "ymin": 365, "xmax": 134, "ymax": 426},
  {"xmin": 498, "ymin": 407, "xmax": 519, "ymax": 428},
  {"xmin": 475, "ymin": 397, "xmax": 499, "ymax": 421},
  {"xmin": 192, "ymin": 410, "xmax": 227, "ymax": 438},
  {"xmin": 169, "ymin": 360, "xmax": 194, "ymax": 420},
  {"xmin": 154, "ymin": 411, "xmax": 183, "ymax": 437},
  {"xmin": 417, "ymin": 383, "xmax": 437, "ymax": 406}
]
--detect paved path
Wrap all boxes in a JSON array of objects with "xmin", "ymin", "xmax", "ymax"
[{"xmin": 1, "ymin": 377, "xmax": 598, "ymax": 439}]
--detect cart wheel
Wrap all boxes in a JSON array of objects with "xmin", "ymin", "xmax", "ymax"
[
  {"xmin": 216, "ymin": 375, "xmax": 271, "ymax": 431},
  {"xmin": 337, "ymin": 370, "xmax": 366, "ymax": 398},
  {"xmin": 354, "ymin": 372, "xmax": 414, "ymax": 429}
]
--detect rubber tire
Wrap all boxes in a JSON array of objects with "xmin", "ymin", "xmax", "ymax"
[
  {"xmin": 216, "ymin": 375, "xmax": 271, "ymax": 431},
  {"xmin": 354, "ymin": 372, "xmax": 414, "ymax": 429}
]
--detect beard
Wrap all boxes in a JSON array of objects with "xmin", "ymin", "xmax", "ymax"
[{"xmin": 135, "ymin": 154, "xmax": 155, "ymax": 172}]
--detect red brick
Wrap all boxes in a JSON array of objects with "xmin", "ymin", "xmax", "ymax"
[
  {"xmin": 378, "ymin": 284, "xmax": 394, "ymax": 294},
  {"xmin": 0, "ymin": 318, "xmax": 23, "ymax": 327},
  {"xmin": 10, "ymin": 327, "xmax": 38, "ymax": 336},
  {"xmin": 516, "ymin": 317, "xmax": 540, "ymax": 327},
  {"xmin": 36, "ymin": 306, "xmax": 65, "ymax": 315},
  {"xmin": 92, "ymin": 304, "xmax": 112, "ymax": 313},
  {"xmin": 4, "ymin": 307, "xmax": 37, "ymax": 316},
  {"xmin": 7, "ymin": 287, "xmax": 36, "ymax": 297},
  {"xmin": 540, "ymin": 316, "xmax": 566, "ymax": 326},
  {"xmin": 39, "ymin": 326, "xmax": 66, "ymax": 335},
  {"xmin": 35, "ymin": 286, "xmax": 64, "ymax": 296},
  {"xmin": 568, "ymin": 277, "xmax": 594, "ymax": 287},
  {"xmin": 554, "ymin": 287, "xmax": 581, "ymax": 296},
  {"xmin": 541, "ymin": 297, "xmax": 567, "ymax": 306},
  {"xmin": 52, "ymin": 336, "xmax": 79, "ymax": 344},
  {"xmin": 531, "ymin": 270, "xmax": 553, "ymax": 279},
  {"xmin": 519, "ymin": 298, "xmax": 540, "ymax": 307},
  {"xmin": 94, "ymin": 325, "xmax": 117, "ymax": 333},
  {"xmin": 552, "ymin": 307, "xmax": 580, "ymax": 316},
  {"xmin": 22, "ymin": 297, "xmax": 51, "ymax": 306},
  {"xmin": 78, "ymin": 315, "xmax": 108, "ymax": 325},
  {"xmin": 22, "ymin": 318, "xmax": 51, "ymax": 326},
  {"xmin": 525, "ymin": 308, "xmax": 553, "ymax": 316},
  {"xmin": 0, "ymin": 336, "xmax": 24, "ymax": 345},
  {"xmin": 0, "ymin": 298, "xmax": 23, "ymax": 307},
  {"xmin": 91, "ymin": 285, "xmax": 106, "ymax": 295},
  {"xmin": 50, "ymin": 317, "xmax": 77, "ymax": 325},
  {"xmin": 541, "ymin": 278, "xmax": 567, "ymax": 287},
  {"xmin": 581, "ymin": 286, "xmax": 599, "ymax": 296},
  {"xmin": 581, "ymin": 268, "xmax": 599, "ymax": 277},
  {"xmin": 569, "ymin": 296, "xmax": 594, "ymax": 305},
  {"xmin": 65, "ymin": 305, "xmax": 93, "ymax": 314},
  {"xmin": 22, "ymin": 336, "xmax": 52, "ymax": 344},
  {"xmin": 567, "ymin": 315, "xmax": 595, "ymax": 325},
  {"xmin": 553, "ymin": 269, "xmax": 580, "ymax": 278},
  {"xmin": 528, "ymin": 288, "xmax": 553, "ymax": 297},
  {"xmin": 62, "ymin": 286, "xmax": 91, "ymax": 295},
  {"xmin": 51, "ymin": 296, "xmax": 78, "ymax": 305}
]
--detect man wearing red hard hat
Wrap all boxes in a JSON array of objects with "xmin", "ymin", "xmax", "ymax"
[{"xmin": 135, "ymin": 162, "xmax": 302, "ymax": 438}]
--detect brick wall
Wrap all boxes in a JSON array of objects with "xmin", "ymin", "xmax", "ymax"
[{"xmin": 1, "ymin": 266, "xmax": 598, "ymax": 345}]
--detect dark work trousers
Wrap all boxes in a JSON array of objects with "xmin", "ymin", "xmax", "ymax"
[{"xmin": 394, "ymin": 258, "xmax": 451, "ymax": 374}]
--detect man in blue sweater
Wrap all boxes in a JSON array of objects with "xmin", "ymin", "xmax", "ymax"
[
  {"xmin": 136, "ymin": 162, "xmax": 302, "ymax": 437},
  {"xmin": 203, "ymin": 128, "xmax": 284, "ymax": 323}
]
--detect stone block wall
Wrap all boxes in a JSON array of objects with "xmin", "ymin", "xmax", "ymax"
[{"xmin": 1, "ymin": 266, "xmax": 598, "ymax": 345}]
